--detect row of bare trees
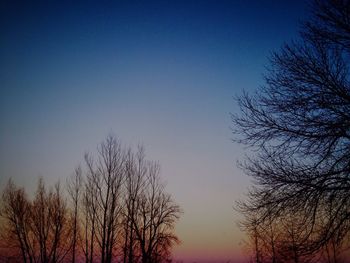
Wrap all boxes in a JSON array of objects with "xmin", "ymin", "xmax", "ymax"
[
  {"xmin": 239, "ymin": 201, "xmax": 349, "ymax": 263},
  {"xmin": 0, "ymin": 135, "xmax": 182, "ymax": 263},
  {"xmin": 233, "ymin": 0, "xmax": 350, "ymax": 262}
]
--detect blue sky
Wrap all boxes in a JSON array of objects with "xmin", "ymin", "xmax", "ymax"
[{"xmin": 0, "ymin": 1, "xmax": 308, "ymax": 261}]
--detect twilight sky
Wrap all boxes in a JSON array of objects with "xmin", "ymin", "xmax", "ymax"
[{"xmin": 0, "ymin": 1, "xmax": 308, "ymax": 262}]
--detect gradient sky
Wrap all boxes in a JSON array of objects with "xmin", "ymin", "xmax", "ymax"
[{"xmin": 0, "ymin": 1, "xmax": 308, "ymax": 262}]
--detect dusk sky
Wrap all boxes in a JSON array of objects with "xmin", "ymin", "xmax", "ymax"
[{"xmin": 0, "ymin": 1, "xmax": 308, "ymax": 262}]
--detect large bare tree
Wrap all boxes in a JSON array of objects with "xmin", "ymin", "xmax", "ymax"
[
  {"xmin": 132, "ymin": 161, "xmax": 181, "ymax": 263},
  {"xmin": 83, "ymin": 135, "xmax": 125, "ymax": 263},
  {"xmin": 233, "ymin": 0, "xmax": 350, "ymax": 261},
  {"xmin": 122, "ymin": 146, "xmax": 147, "ymax": 263},
  {"xmin": 121, "ymin": 145, "xmax": 182, "ymax": 263}
]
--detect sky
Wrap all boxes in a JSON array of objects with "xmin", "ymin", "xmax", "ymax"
[{"xmin": 0, "ymin": 1, "xmax": 309, "ymax": 262}]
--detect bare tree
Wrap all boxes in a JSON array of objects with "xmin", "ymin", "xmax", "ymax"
[
  {"xmin": 122, "ymin": 146, "xmax": 147, "ymax": 263},
  {"xmin": 132, "ymin": 162, "xmax": 182, "ymax": 263},
  {"xmin": 67, "ymin": 167, "xmax": 83, "ymax": 263},
  {"xmin": 80, "ymin": 136, "xmax": 182, "ymax": 263},
  {"xmin": 239, "ymin": 212, "xmax": 264, "ymax": 263},
  {"xmin": 83, "ymin": 135, "xmax": 125, "ymax": 263},
  {"xmin": 31, "ymin": 179, "xmax": 70, "ymax": 263},
  {"xmin": 238, "ymin": 199, "xmax": 283, "ymax": 263},
  {"xmin": 31, "ymin": 178, "xmax": 52, "ymax": 262},
  {"xmin": 49, "ymin": 182, "xmax": 70, "ymax": 263},
  {"xmin": 81, "ymin": 175, "xmax": 98, "ymax": 263},
  {"xmin": 0, "ymin": 180, "xmax": 34, "ymax": 263},
  {"xmin": 0, "ymin": 178, "xmax": 71, "ymax": 263},
  {"xmin": 232, "ymin": 0, "xmax": 350, "ymax": 260}
]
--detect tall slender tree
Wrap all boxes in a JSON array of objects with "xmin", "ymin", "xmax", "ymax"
[
  {"xmin": 67, "ymin": 167, "xmax": 83, "ymax": 263},
  {"xmin": 84, "ymin": 135, "xmax": 125, "ymax": 263}
]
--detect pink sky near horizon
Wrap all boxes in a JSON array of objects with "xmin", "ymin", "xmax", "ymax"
[{"xmin": 173, "ymin": 247, "xmax": 246, "ymax": 263}]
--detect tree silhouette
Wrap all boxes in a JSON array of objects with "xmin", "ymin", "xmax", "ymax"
[
  {"xmin": 83, "ymin": 135, "xmax": 125, "ymax": 263},
  {"xmin": 67, "ymin": 167, "xmax": 83, "ymax": 263},
  {"xmin": 131, "ymin": 162, "xmax": 181, "ymax": 263},
  {"xmin": 0, "ymin": 180, "xmax": 34, "ymax": 263},
  {"xmin": 233, "ymin": 0, "xmax": 350, "ymax": 261},
  {"xmin": 80, "ymin": 136, "xmax": 182, "ymax": 263},
  {"xmin": 0, "ymin": 178, "xmax": 72, "ymax": 263},
  {"xmin": 122, "ymin": 146, "xmax": 147, "ymax": 263},
  {"xmin": 0, "ymin": 135, "xmax": 182, "ymax": 263},
  {"xmin": 121, "ymin": 145, "xmax": 182, "ymax": 263}
]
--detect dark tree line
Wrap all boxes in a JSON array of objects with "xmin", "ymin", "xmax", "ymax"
[
  {"xmin": 0, "ymin": 135, "xmax": 182, "ymax": 263},
  {"xmin": 233, "ymin": 0, "xmax": 350, "ymax": 262}
]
